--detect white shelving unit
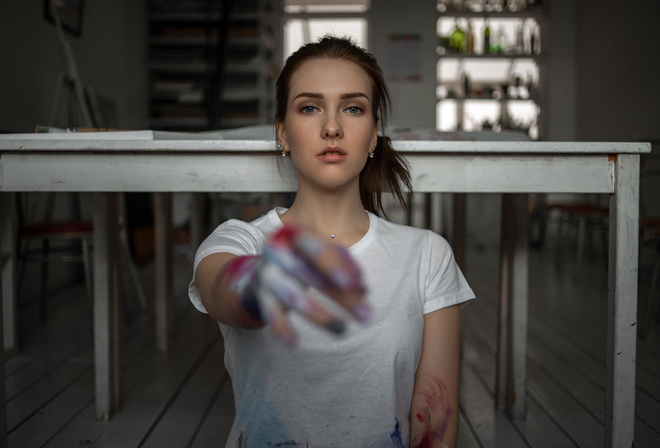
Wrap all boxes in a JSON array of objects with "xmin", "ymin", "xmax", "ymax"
[{"xmin": 436, "ymin": 1, "xmax": 544, "ymax": 139}]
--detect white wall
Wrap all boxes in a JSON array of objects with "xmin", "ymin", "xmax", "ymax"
[
  {"xmin": 0, "ymin": 0, "xmax": 148, "ymax": 132},
  {"xmin": 575, "ymin": 0, "xmax": 660, "ymax": 143},
  {"xmin": 543, "ymin": 0, "xmax": 578, "ymax": 141},
  {"xmin": 370, "ymin": 0, "xmax": 438, "ymax": 129},
  {"xmin": 542, "ymin": 0, "xmax": 660, "ymax": 207}
]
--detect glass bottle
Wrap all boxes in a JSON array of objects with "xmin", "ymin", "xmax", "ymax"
[
  {"xmin": 465, "ymin": 0, "xmax": 484, "ymax": 12},
  {"xmin": 530, "ymin": 24, "xmax": 537, "ymax": 54},
  {"xmin": 508, "ymin": 0, "xmax": 527, "ymax": 12},
  {"xmin": 494, "ymin": 25, "xmax": 507, "ymax": 54},
  {"xmin": 467, "ymin": 21, "xmax": 475, "ymax": 54},
  {"xmin": 449, "ymin": 19, "xmax": 466, "ymax": 53},
  {"xmin": 483, "ymin": 19, "xmax": 491, "ymax": 54},
  {"xmin": 463, "ymin": 71, "xmax": 471, "ymax": 98},
  {"xmin": 515, "ymin": 24, "xmax": 525, "ymax": 54}
]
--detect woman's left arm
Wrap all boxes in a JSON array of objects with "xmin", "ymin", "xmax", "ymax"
[{"xmin": 410, "ymin": 304, "xmax": 461, "ymax": 448}]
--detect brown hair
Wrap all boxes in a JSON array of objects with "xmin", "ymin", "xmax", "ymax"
[{"xmin": 275, "ymin": 36, "xmax": 412, "ymax": 217}]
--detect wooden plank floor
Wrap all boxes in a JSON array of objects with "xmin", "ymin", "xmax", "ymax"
[{"xmin": 5, "ymin": 231, "xmax": 660, "ymax": 447}]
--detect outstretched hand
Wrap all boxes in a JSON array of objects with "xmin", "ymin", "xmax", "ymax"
[{"xmin": 238, "ymin": 225, "xmax": 371, "ymax": 345}]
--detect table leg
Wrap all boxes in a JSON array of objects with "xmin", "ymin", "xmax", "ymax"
[
  {"xmin": 1, "ymin": 193, "xmax": 17, "ymax": 354},
  {"xmin": 606, "ymin": 154, "xmax": 639, "ymax": 447},
  {"xmin": 191, "ymin": 193, "xmax": 206, "ymax": 251},
  {"xmin": 453, "ymin": 193, "xmax": 467, "ymax": 271},
  {"xmin": 430, "ymin": 193, "xmax": 445, "ymax": 236},
  {"xmin": 155, "ymin": 193, "xmax": 173, "ymax": 352},
  {"xmin": 93, "ymin": 193, "xmax": 120, "ymax": 420},
  {"xmin": 496, "ymin": 193, "xmax": 528, "ymax": 420},
  {"xmin": 0, "ymin": 193, "xmax": 12, "ymax": 445}
]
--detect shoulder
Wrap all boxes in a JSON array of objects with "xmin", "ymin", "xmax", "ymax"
[
  {"xmin": 374, "ymin": 215, "xmax": 451, "ymax": 250},
  {"xmin": 195, "ymin": 208, "xmax": 283, "ymax": 262},
  {"xmin": 371, "ymin": 216, "xmax": 456, "ymax": 272}
]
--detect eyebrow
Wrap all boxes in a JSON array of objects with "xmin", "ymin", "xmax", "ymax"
[{"xmin": 292, "ymin": 92, "xmax": 370, "ymax": 101}]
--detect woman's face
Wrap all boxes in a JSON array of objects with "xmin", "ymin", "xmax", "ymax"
[{"xmin": 277, "ymin": 57, "xmax": 378, "ymax": 193}]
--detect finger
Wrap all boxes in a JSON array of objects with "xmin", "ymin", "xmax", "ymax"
[
  {"xmin": 265, "ymin": 225, "xmax": 346, "ymax": 289},
  {"xmin": 323, "ymin": 288, "xmax": 373, "ymax": 324},
  {"xmin": 260, "ymin": 262, "xmax": 346, "ymax": 334},
  {"xmin": 267, "ymin": 225, "xmax": 371, "ymax": 323},
  {"xmin": 257, "ymin": 278, "xmax": 297, "ymax": 346},
  {"xmin": 290, "ymin": 236, "xmax": 371, "ymax": 322},
  {"xmin": 263, "ymin": 245, "xmax": 328, "ymax": 291},
  {"xmin": 293, "ymin": 234, "xmax": 366, "ymax": 294}
]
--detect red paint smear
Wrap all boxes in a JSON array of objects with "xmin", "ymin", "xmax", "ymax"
[
  {"xmin": 411, "ymin": 375, "xmax": 455, "ymax": 447},
  {"xmin": 270, "ymin": 224, "xmax": 301, "ymax": 246},
  {"xmin": 415, "ymin": 431, "xmax": 434, "ymax": 448}
]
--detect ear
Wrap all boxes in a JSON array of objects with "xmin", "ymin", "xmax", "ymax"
[
  {"xmin": 276, "ymin": 119, "xmax": 289, "ymax": 153},
  {"xmin": 371, "ymin": 121, "xmax": 379, "ymax": 148}
]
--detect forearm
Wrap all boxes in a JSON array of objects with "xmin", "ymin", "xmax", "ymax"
[
  {"xmin": 409, "ymin": 374, "xmax": 458, "ymax": 448},
  {"xmin": 409, "ymin": 305, "xmax": 461, "ymax": 448}
]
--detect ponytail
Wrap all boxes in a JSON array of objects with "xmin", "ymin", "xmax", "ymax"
[{"xmin": 360, "ymin": 135, "xmax": 412, "ymax": 217}]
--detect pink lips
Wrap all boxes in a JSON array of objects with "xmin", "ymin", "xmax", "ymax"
[{"xmin": 317, "ymin": 147, "xmax": 346, "ymax": 162}]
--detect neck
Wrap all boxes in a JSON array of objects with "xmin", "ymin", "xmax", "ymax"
[{"xmin": 281, "ymin": 181, "xmax": 369, "ymax": 246}]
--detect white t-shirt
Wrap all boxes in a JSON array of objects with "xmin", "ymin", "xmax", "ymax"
[{"xmin": 189, "ymin": 207, "xmax": 474, "ymax": 447}]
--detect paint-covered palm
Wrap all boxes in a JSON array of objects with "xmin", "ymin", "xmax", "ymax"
[{"xmin": 252, "ymin": 224, "xmax": 371, "ymax": 345}]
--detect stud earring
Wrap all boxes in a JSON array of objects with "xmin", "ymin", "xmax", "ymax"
[
  {"xmin": 369, "ymin": 151, "xmax": 375, "ymax": 159},
  {"xmin": 277, "ymin": 143, "xmax": 287, "ymax": 157}
]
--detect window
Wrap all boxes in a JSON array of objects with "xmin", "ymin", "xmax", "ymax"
[{"xmin": 282, "ymin": 0, "xmax": 370, "ymax": 60}]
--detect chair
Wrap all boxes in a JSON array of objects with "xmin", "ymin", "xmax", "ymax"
[
  {"xmin": 17, "ymin": 193, "xmax": 146, "ymax": 327},
  {"xmin": 545, "ymin": 196, "xmax": 609, "ymax": 266},
  {"xmin": 17, "ymin": 193, "xmax": 94, "ymax": 325},
  {"xmin": 640, "ymin": 226, "xmax": 660, "ymax": 340}
]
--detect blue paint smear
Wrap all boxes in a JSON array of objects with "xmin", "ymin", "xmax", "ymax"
[{"xmin": 390, "ymin": 418, "xmax": 405, "ymax": 448}]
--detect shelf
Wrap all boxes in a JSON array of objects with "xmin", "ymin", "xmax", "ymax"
[
  {"xmin": 148, "ymin": 60, "xmax": 262, "ymax": 74},
  {"xmin": 150, "ymin": 11, "xmax": 259, "ymax": 22},
  {"xmin": 439, "ymin": 96, "xmax": 539, "ymax": 102},
  {"xmin": 150, "ymin": 116, "xmax": 260, "ymax": 129},
  {"xmin": 437, "ymin": 48, "xmax": 540, "ymax": 60},
  {"xmin": 437, "ymin": 6, "xmax": 543, "ymax": 19},
  {"xmin": 150, "ymin": 35, "xmax": 260, "ymax": 47}
]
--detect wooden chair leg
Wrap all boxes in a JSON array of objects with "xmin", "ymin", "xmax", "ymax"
[
  {"xmin": 600, "ymin": 219, "xmax": 609, "ymax": 269},
  {"xmin": 39, "ymin": 240, "xmax": 50, "ymax": 325},
  {"xmin": 577, "ymin": 214, "xmax": 586, "ymax": 267},
  {"xmin": 81, "ymin": 237, "xmax": 94, "ymax": 337},
  {"xmin": 16, "ymin": 237, "xmax": 29, "ymax": 305},
  {"xmin": 640, "ymin": 244, "xmax": 660, "ymax": 340}
]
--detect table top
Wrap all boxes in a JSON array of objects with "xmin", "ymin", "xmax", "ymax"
[
  {"xmin": 0, "ymin": 128, "xmax": 651, "ymax": 154},
  {"xmin": 0, "ymin": 128, "xmax": 650, "ymax": 194}
]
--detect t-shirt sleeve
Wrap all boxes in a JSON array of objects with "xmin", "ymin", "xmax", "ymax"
[
  {"xmin": 423, "ymin": 232, "xmax": 475, "ymax": 314},
  {"xmin": 188, "ymin": 219, "xmax": 266, "ymax": 314}
]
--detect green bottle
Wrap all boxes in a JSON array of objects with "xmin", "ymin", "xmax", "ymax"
[
  {"xmin": 484, "ymin": 19, "xmax": 491, "ymax": 54},
  {"xmin": 449, "ymin": 19, "xmax": 466, "ymax": 53}
]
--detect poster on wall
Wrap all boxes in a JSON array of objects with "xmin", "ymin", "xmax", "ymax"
[
  {"xmin": 44, "ymin": 0, "xmax": 85, "ymax": 37},
  {"xmin": 388, "ymin": 33, "xmax": 423, "ymax": 82}
]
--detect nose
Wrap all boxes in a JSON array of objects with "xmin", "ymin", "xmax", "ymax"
[{"xmin": 322, "ymin": 113, "xmax": 343, "ymax": 139}]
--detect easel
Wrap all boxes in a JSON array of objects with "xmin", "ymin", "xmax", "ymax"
[
  {"xmin": 35, "ymin": 2, "xmax": 148, "ymax": 309},
  {"xmin": 48, "ymin": 0, "xmax": 100, "ymax": 128}
]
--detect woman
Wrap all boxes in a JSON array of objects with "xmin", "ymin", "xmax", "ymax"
[{"xmin": 189, "ymin": 36, "xmax": 474, "ymax": 447}]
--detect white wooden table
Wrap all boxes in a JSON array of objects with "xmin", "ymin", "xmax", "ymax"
[{"xmin": 0, "ymin": 132, "xmax": 650, "ymax": 448}]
